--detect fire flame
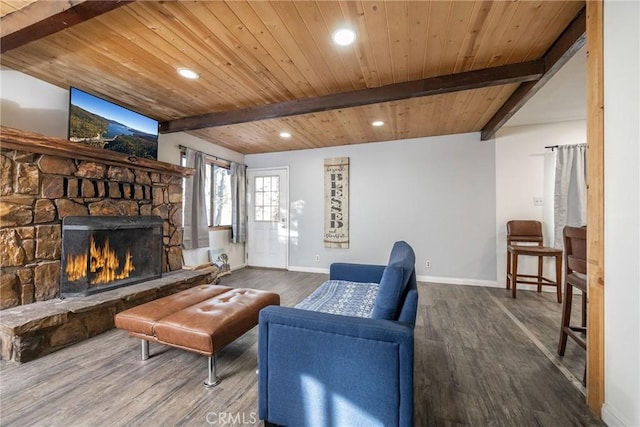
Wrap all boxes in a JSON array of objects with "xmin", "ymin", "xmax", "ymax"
[
  {"xmin": 66, "ymin": 253, "xmax": 88, "ymax": 282},
  {"xmin": 65, "ymin": 236, "xmax": 135, "ymax": 285}
]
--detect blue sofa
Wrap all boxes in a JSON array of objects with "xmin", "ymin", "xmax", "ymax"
[{"xmin": 258, "ymin": 241, "xmax": 418, "ymax": 427}]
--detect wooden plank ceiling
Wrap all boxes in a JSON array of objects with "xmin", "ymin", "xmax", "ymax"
[
  {"xmin": 0, "ymin": 0, "xmax": 585, "ymax": 154},
  {"xmin": 0, "ymin": 0, "xmax": 36, "ymax": 18}
]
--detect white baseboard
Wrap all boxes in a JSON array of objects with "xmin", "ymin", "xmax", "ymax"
[
  {"xmin": 230, "ymin": 263, "xmax": 247, "ymax": 272},
  {"xmin": 416, "ymin": 275, "xmax": 500, "ymax": 288},
  {"xmin": 240, "ymin": 268, "xmax": 567, "ymax": 295},
  {"xmin": 288, "ymin": 266, "xmax": 330, "ymax": 274},
  {"xmin": 285, "ymin": 270, "xmax": 509, "ymax": 290},
  {"xmin": 285, "ymin": 270, "xmax": 503, "ymax": 287},
  {"xmin": 601, "ymin": 403, "xmax": 628, "ymax": 427},
  {"xmin": 416, "ymin": 275, "xmax": 572, "ymax": 295}
]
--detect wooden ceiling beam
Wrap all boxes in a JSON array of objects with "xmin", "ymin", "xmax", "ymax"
[
  {"xmin": 1, "ymin": 0, "xmax": 83, "ymax": 38},
  {"xmin": 480, "ymin": 7, "xmax": 587, "ymax": 141},
  {"xmin": 0, "ymin": 0, "xmax": 133, "ymax": 54},
  {"xmin": 159, "ymin": 60, "xmax": 544, "ymax": 134}
]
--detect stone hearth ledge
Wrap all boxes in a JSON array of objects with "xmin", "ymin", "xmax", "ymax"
[{"xmin": 0, "ymin": 268, "xmax": 219, "ymax": 363}]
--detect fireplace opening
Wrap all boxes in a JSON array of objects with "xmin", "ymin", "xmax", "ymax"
[{"xmin": 61, "ymin": 216, "xmax": 163, "ymax": 297}]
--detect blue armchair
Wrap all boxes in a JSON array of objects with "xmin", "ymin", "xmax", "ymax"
[{"xmin": 258, "ymin": 241, "xmax": 418, "ymax": 427}]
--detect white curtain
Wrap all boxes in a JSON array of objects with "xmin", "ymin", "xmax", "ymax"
[
  {"xmin": 230, "ymin": 162, "xmax": 247, "ymax": 244},
  {"xmin": 553, "ymin": 144, "xmax": 587, "ymax": 248},
  {"xmin": 183, "ymin": 148, "xmax": 209, "ymax": 249}
]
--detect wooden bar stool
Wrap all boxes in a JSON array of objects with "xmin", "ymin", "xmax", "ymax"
[
  {"xmin": 558, "ymin": 226, "xmax": 587, "ymax": 356},
  {"xmin": 506, "ymin": 220, "xmax": 562, "ymax": 302}
]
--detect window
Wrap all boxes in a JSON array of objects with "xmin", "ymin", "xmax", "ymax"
[
  {"xmin": 207, "ymin": 164, "xmax": 232, "ymax": 227},
  {"xmin": 181, "ymin": 154, "xmax": 232, "ymax": 228},
  {"xmin": 254, "ymin": 175, "xmax": 280, "ymax": 222}
]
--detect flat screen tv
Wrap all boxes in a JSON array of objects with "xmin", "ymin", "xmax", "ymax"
[{"xmin": 68, "ymin": 87, "xmax": 158, "ymax": 160}]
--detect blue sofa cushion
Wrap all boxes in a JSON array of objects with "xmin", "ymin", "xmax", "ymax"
[
  {"xmin": 295, "ymin": 280, "xmax": 379, "ymax": 318},
  {"xmin": 371, "ymin": 241, "xmax": 416, "ymax": 320}
]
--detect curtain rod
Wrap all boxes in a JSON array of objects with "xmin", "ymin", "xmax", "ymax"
[
  {"xmin": 545, "ymin": 143, "xmax": 587, "ymax": 151},
  {"xmin": 179, "ymin": 144, "xmax": 232, "ymax": 165}
]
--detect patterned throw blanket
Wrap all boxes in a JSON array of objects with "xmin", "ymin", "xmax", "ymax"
[{"xmin": 295, "ymin": 280, "xmax": 379, "ymax": 318}]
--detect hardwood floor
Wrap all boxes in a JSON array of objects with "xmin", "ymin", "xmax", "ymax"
[
  {"xmin": 417, "ymin": 284, "xmax": 598, "ymax": 426},
  {"xmin": 0, "ymin": 269, "xmax": 601, "ymax": 426}
]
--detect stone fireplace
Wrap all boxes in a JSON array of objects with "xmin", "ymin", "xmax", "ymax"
[
  {"xmin": 0, "ymin": 127, "xmax": 220, "ymax": 363},
  {"xmin": 0, "ymin": 126, "xmax": 189, "ymax": 310},
  {"xmin": 60, "ymin": 216, "xmax": 163, "ymax": 297}
]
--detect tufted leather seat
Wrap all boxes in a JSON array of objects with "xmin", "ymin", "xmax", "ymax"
[
  {"xmin": 115, "ymin": 284, "xmax": 280, "ymax": 386},
  {"xmin": 115, "ymin": 284, "xmax": 233, "ymax": 337},
  {"xmin": 153, "ymin": 288, "xmax": 281, "ymax": 355}
]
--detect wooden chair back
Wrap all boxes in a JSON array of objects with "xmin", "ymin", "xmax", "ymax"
[
  {"xmin": 507, "ymin": 220, "xmax": 544, "ymax": 245},
  {"xmin": 563, "ymin": 226, "xmax": 587, "ymax": 275}
]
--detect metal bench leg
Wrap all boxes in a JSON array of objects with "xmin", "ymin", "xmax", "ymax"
[
  {"xmin": 141, "ymin": 340, "xmax": 149, "ymax": 361},
  {"xmin": 204, "ymin": 355, "xmax": 221, "ymax": 388}
]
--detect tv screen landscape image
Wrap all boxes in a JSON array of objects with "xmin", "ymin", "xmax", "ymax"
[{"xmin": 69, "ymin": 87, "xmax": 159, "ymax": 160}]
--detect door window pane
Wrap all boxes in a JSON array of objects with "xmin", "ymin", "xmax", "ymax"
[{"xmin": 254, "ymin": 176, "xmax": 280, "ymax": 222}]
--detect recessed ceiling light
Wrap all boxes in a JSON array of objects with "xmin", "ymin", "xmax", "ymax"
[
  {"xmin": 177, "ymin": 67, "xmax": 199, "ymax": 80},
  {"xmin": 280, "ymin": 132, "xmax": 291, "ymax": 139},
  {"xmin": 332, "ymin": 28, "xmax": 356, "ymax": 46},
  {"xmin": 372, "ymin": 120, "xmax": 384, "ymax": 127}
]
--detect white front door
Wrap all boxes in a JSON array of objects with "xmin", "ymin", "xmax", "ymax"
[{"xmin": 247, "ymin": 168, "xmax": 289, "ymax": 269}]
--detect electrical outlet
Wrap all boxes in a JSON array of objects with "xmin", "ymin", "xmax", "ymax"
[
  {"xmin": 315, "ymin": 255, "xmax": 320, "ymax": 262},
  {"xmin": 533, "ymin": 197, "xmax": 544, "ymax": 206},
  {"xmin": 425, "ymin": 259, "xmax": 431, "ymax": 268}
]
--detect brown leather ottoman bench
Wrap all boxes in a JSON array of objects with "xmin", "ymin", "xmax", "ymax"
[{"xmin": 114, "ymin": 284, "xmax": 280, "ymax": 387}]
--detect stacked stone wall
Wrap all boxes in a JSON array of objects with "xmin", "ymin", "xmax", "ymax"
[{"xmin": 0, "ymin": 149, "xmax": 184, "ymax": 309}]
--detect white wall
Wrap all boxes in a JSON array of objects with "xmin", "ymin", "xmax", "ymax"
[
  {"xmin": 157, "ymin": 132, "xmax": 246, "ymax": 270},
  {"xmin": 0, "ymin": 67, "xmax": 68, "ymax": 138},
  {"xmin": 494, "ymin": 120, "xmax": 586, "ymax": 290},
  {"xmin": 246, "ymin": 133, "xmax": 497, "ymax": 284},
  {"xmin": 602, "ymin": 1, "xmax": 640, "ymax": 425},
  {"xmin": 157, "ymin": 130, "xmax": 244, "ymax": 166}
]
